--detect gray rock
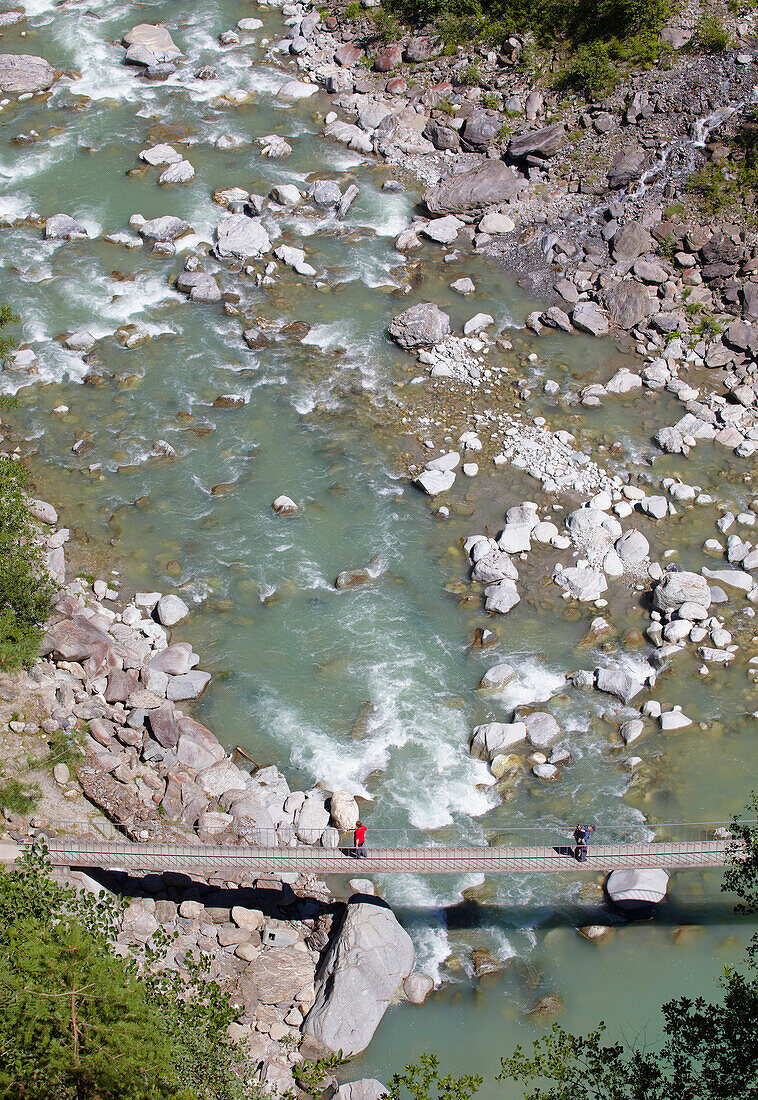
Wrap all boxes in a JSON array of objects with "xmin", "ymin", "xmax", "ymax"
[
  {"xmin": 137, "ymin": 215, "xmax": 192, "ymax": 242},
  {"xmin": 509, "ymin": 123, "xmax": 564, "ymax": 158},
  {"xmin": 414, "ymin": 469, "xmax": 455, "ymax": 496},
  {"xmin": 603, "ymin": 281, "xmax": 657, "ymax": 329},
  {"xmin": 478, "ymin": 662, "xmax": 517, "ymax": 690},
  {"xmin": 167, "ymin": 670, "xmax": 211, "ymax": 701},
  {"xmin": 303, "ymin": 899, "xmax": 414, "ymax": 1056},
  {"xmin": 463, "ymin": 110, "xmax": 500, "ymax": 150},
  {"xmin": 524, "ymin": 711, "xmax": 561, "ymax": 750},
  {"xmin": 215, "ymin": 214, "xmax": 271, "ymax": 260},
  {"xmin": 423, "ymin": 215, "xmax": 463, "ymax": 245},
  {"xmin": 615, "ymin": 530, "xmax": 649, "ymax": 562},
  {"xmin": 176, "ymin": 718, "xmax": 225, "ymax": 771},
  {"xmin": 45, "ymin": 214, "xmax": 89, "ymax": 241},
  {"xmin": 484, "ymin": 579, "xmax": 520, "ymax": 614},
  {"xmin": 653, "ymin": 571, "xmax": 711, "ymax": 612},
  {"xmin": 176, "ymin": 271, "xmax": 222, "ymax": 303},
  {"xmin": 607, "ymin": 148, "xmax": 647, "ymax": 188},
  {"xmin": 403, "ymin": 974, "xmax": 434, "ymax": 1004},
  {"xmin": 572, "ymin": 302, "xmax": 609, "ymax": 336},
  {"xmin": 0, "ymin": 53, "xmax": 56, "ymax": 94},
  {"xmin": 123, "ymin": 23, "xmax": 181, "ymax": 61},
  {"xmin": 308, "ymin": 180, "xmax": 342, "ymax": 207},
  {"xmin": 554, "ymin": 567, "xmax": 607, "ymax": 601},
  {"xmin": 149, "ymin": 643, "xmax": 197, "ymax": 676},
  {"xmin": 620, "ymin": 719, "xmax": 644, "ymax": 744},
  {"xmin": 389, "ymin": 302, "xmax": 450, "ymax": 349},
  {"xmin": 606, "ymin": 868, "xmax": 669, "ymax": 909},
  {"xmin": 469, "ymin": 721, "xmax": 526, "ymax": 760},
  {"xmin": 296, "ymin": 796, "xmax": 330, "ymax": 843},
  {"xmin": 146, "ymin": 701, "xmax": 179, "ymax": 749},
  {"xmin": 423, "ymin": 121, "xmax": 460, "ymax": 151},
  {"xmin": 196, "ymin": 758, "xmax": 246, "ymax": 799},
  {"xmin": 156, "ymin": 594, "xmax": 189, "ymax": 626},
  {"xmin": 595, "ymin": 667, "xmax": 646, "ymax": 705},
  {"xmin": 330, "ymin": 791, "xmax": 360, "ymax": 831},
  {"xmin": 424, "ymin": 161, "xmax": 526, "ymax": 216},
  {"xmin": 333, "ymin": 1082, "xmax": 388, "ymax": 1100},
  {"xmin": 612, "ymin": 222, "xmax": 653, "ymax": 263}
]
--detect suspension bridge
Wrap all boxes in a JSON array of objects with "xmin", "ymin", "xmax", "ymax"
[{"xmin": 0, "ymin": 822, "xmax": 742, "ymax": 876}]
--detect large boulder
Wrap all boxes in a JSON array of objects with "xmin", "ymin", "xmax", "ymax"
[
  {"xmin": 333, "ymin": 1082, "xmax": 387, "ymax": 1100},
  {"xmin": 603, "ymin": 281, "xmax": 658, "ymax": 329},
  {"xmin": 612, "ymin": 222, "xmax": 653, "ymax": 263},
  {"xmin": 0, "ymin": 54, "xmax": 56, "ymax": 94},
  {"xmin": 462, "ymin": 110, "xmax": 500, "ymax": 150},
  {"xmin": 123, "ymin": 24, "xmax": 181, "ymax": 62},
  {"xmin": 606, "ymin": 868, "xmax": 669, "ymax": 911},
  {"xmin": 389, "ymin": 302, "xmax": 450, "ymax": 349},
  {"xmin": 572, "ymin": 302, "xmax": 609, "ymax": 336},
  {"xmin": 330, "ymin": 790, "xmax": 359, "ymax": 831},
  {"xmin": 176, "ymin": 717, "xmax": 225, "ymax": 771},
  {"xmin": 508, "ymin": 123, "xmax": 564, "ymax": 159},
  {"xmin": 607, "ymin": 148, "xmax": 647, "ymax": 189},
  {"xmin": 296, "ymin": 795, "xmax": 330, "ymax": 843},
  {"xmin": 303, "ymin": 898, "xmax": 414, "ymax": 1056},
  {"xmin": 424, "ymin": 161, "xmax": 525, "ymax": 215},
  {"xmin": 215, "ymin": 214, "xmax": 271, "ymax": 260},
  {"xmin": 653, "ymin": 571, "xmax": 711, "ymax": 612}
]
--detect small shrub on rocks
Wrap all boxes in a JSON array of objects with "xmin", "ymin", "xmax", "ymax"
[{"xmin": 693, "ymin": 13, "xmax": 731, "ymax": 52}]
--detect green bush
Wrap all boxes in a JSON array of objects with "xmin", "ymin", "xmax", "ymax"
[
  {"xmin": 0, "ymin": 845, "xmax": 266, "ymax": 1100},
  {"xmin": 370, "ymin": 5, "xmax": 402, "ymax": 41},
  {"xmin": 686, "ymin": 162, "xmax": 737, "ymax": 213},
  {"xmin": 0, "ymin": 776, "xmax": 41, "ymax": 814},
  {"xmin": 557, "ymin": 42, "xmax": 618, "ymax": 99},
  {"xmin": 0, "ymin": 458, "xmax": 57, "ymax": 671},
  {"xmin": 694, "ymin": 13, "xmax": 731, "ymax": 52}
]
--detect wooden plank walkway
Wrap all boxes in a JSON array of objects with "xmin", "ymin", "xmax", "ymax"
[{"xmin": 28, "ymin": 837, "xmax": 731, "ymax": 875}]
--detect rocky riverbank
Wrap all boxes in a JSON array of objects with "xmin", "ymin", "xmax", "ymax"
[{"xmin": 0, "ymin": 479, "xmax": 432, "ymax": 1092}]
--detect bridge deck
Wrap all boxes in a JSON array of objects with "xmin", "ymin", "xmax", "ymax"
[{"xmin": 29, "ymin": 838, "xmax": 730, "ymax": 875}]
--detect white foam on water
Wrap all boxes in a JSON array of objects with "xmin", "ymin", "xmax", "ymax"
[
  {"xmin": 0, "ymin": 134, "xmax": 71, "ymax": 183},
  {"xmin": 488, "ymin": 659, "xmax": 565, "ymax": 709}
]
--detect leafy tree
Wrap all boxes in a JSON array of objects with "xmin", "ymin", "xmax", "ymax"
[
  {"xmin": 557, "ymin": 42, "xmax": 618, "ymax": 99},
  {"xmin": 0, "ymin": 846, "xmax": 265, "ymax": 1100},
  {"xmin": 0, "ymin": 457, "xmax": 57, "ymax": 670},
  {"xmin": 386, "ymin": 1053, "xmax": 483, "ymax": 1100}
]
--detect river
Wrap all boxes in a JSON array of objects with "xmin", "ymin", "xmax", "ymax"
[{"xmin": 0, "ymin": 0, "xmax": 756, "ymax": 1092}]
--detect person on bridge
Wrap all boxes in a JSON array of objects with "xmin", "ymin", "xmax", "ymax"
[
  {"xmin": 353, "ymin": 821, "xmax": 367, "ymax": 859},
  {"xmin": 574, "ymin": 823, "xmax": 595, "ymax": 862}
]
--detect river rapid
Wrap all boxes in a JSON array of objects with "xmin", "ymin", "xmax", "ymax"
[{"xmin": 1, "ymin": 0, "xmax": 757, "ymax": 1092}]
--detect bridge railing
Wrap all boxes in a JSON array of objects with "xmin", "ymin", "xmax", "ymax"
[{"xmin": 37, "ymin": 819, "xmax": 748, "ymax": 852}]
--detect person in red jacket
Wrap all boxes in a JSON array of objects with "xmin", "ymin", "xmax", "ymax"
[{"xmin": 353, "ymin": 821, "xmax": 367, "ymax": 859}]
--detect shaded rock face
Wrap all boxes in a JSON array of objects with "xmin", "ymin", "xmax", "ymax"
[
  {"xmin": 462, "ymin": 110, "xmax": 501, "ymax": 150},
  {"xmin": 389, "ymin": 302, "xmax": 450, "ymax": 348},
  {"xmin": 424, "ymin": 161, "xmax": 525, "ymax": 215},
  {"xmin": 508, "ymin": 123, "xmax": 564, "ymax": 159},
  {"xmin": 303, "ymin": 898, "xmax": 415, "ymax": 1056},
  {"xmin": 0, "ymin": 54, "xmax": 56, "ymax": 94}
]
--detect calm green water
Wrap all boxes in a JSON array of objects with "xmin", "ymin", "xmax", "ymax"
[{"xmin": 1, "ymin": 0, "xmax": 756, "ymax": 1089}]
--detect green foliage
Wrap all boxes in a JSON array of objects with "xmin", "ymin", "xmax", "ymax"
[
  {"xmin": 557, "ymin": 42, "xmax": 618, "ymax": 99},
  {"xmin": 724, "ymin": 793, "xmax": 758, "ymax": 916},
  {"xmin": 0, "ymin": 846, "xmax": 265, "ymax": 1100},
  {"xmin": 344, "ymin": 0, "xmax": 361, "ymax": 17},
  {"xmin": 692, "ymin": 316, "xmax": 722, "ymax": 338},
  {"xmin": 0, "ymin": 776, "xmax": 41, "ymax": 814},
  {"xmin": 291, "ymin": 1052, "xmax": 351, "ymax": 1098},
  {"xmin": 0, "ymin": 303, "xmax": 19, "ymax": 365},
  {"xmin": 664, "ymin": 201, "xmax": 685, "ymax": 218},
  {"xmin": 459, "ymin": 61, "xmax": 482, "ymax": 85},
  {"xmin": 657, "ymin": 234, "xmax": 678, "ymax": 261},
  {"xmin": 0, "ymin": 394, "xmax": 19, "ymax": 410},
  {"xmin": 481, "ymin": 90, "xmax": 501, "ymax": 109},
  {"xmin": 42, "ymin": 724, "xmax": 86, "ymax": 773},
  {"xmin": 684, "ymin": 300, "xmax": 704, "ymax": 318},
  {"xmin": 685, "ymin": 162, "xmax": 736, "ymax": 214},
  {"xmin": 370, "ymin": 5, "xmax": 402, "ymax": 41},
  {"xmin": 386, "ymin": 1053, "xmax": 482, "ymax": 1100},
  {"xmin": 693, "ymin": 13, "xmax": 731, "ymax": 52},
  {"xmin": 0, "ymin": 457, "xmax": 57, "ymax": 671}
]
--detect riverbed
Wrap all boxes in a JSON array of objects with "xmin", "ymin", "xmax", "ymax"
[{"xmin": 1, "ymin": 0, "xmax": 756, "ymax": 1091}]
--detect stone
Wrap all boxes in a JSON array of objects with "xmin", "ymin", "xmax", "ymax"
[
  {"xmin": 423, "ymin": 121, "xmax": 460, "ymax": 152},
  {"xmin": 176, "ymin": 718, "xmax": 225, "ymax": 771},
  {"xmin": 478, "ymin": 662, "xmax": 516, "ymax": 690},
  {"xmin": 0, "ymin": 54, "xmax": 56, "ymax": 94},
  {"xmin": 572, "ymin": 302, "xmax": 609, "ymax": 336},
  {"xmin": 232, "ymin": 905, "xmax": 264, "ymax": 931},
  {"xmin": 167, "ymin": 670, "xmax": 211, "ymax": 701},
  {"xmin": 403, "ymin": 974, "xmax": 434, "ymax": 1004},
  {"xmin": 414, "ymin": 469, "xmax": 455, "ymax": 496},
  {"xmin": 251, "ymin": 947, "xmax": 316, "ymax": 1004},
  {"xmin": 137, "ymin": 215, "xmax": 191, "ymax": 242},
  {"xmin": 272, "ymin": 495, "xmax": 299, "ymax": 515},
  {"xmin": 303, "ymin": 899, "xmax": 414, "ymax": 1056},
  {"xmin": 330, "ymin": 791, "xmax": 359, "ymax": 831},
  {"xmin": 29, "ymin": 498, "xmax": 57, "ymax": 524},
  {"xmin": 484, "ymin": 580, "xmax": 520, "ymax": 614},
  {"xmin": 660, "ymin": 709, "xmax": 692, "ymax": 731},
  {"xmin": 270, "ymin": 184, "xmax": 302, "ymax": 207},
  {"xmin": 374, "ymin": 45, "xmax": 402, "ymax": 72},
  {"xmin": 472, "ymin": 551, "xmax": 518, "ymax": 584},
  {"xmin": 469, "ymin": 722, "xmax": 526, "ymax": 761},
  {"xmin": 159, "ymin": 160, "xmax": 194, "ymax": 184},
  {"xmin": 277, "ymin": 79, "xmax": 319, "ymax": 99},
  {"xmin": 140, "ymin": 143, "xmax": 182, "ymax": 166},
  {"xmin": 46, "ymin": 214, "xmax": 89, "ymax": 241},
  {"xmin": 176, "ymin": 272, "xmax": 221, "ymax": 303},
  {"xmin": 606, "ymin": 868, "xmax": 669, "ymax": 909},
  {"xmin": 554, "ymin": 567, "xmax": 607, "ymax": 601},
  {"xmin": 389, "ymin": 303, "xmax": 450, "ymax": 349},
  {"xmin": 156, "ymin": 594, "xmax": 189, "ymax": 627},
  {"xmin": 147, "ymin": 701, "xmax": 179, "ymax": 749},
  {"xmin": 196, "ymin": 759, "xmax": 245, "ymax": 799},
  {"xmin": 653, "ymin": 572, "xmax": 711, "ymax": 612},
  {"xmin": 615, "ymin": 530, "xmax": 649, "ymax": 562},
  {"xmin": 620, "ymin": 719, "xmax": 644, "ymax": 745},
  {"xmin": 424, "ymin": 161, "xmax": 525, "ymax": 216},
  {"xmin": 123, "ymin": 24, "xmax": 180, "ymax": 61},
  {"xmin": 612, "ymin": 222, "xmax": 652, "ymax": 263},
  {"xmin": 479, "ymin": 212, "xmax": 515, "ymax": 235},
  {"xmin": 62, "ymin": 330, "xmax": 96, "ymax": 352},
  {"xmin": 524, "ymin": 712, "xmax": 561, "ymax": 751},
  {"xmin": 422, "ymin": 216, "xmax": 463, "ymax": 245},
  {"xmin": 216, "ymin": 214, "xmax": 271, "ymax": 260},
  {"xmin": 603, "ymin": 281, "xmax": 657, "ymax": 329},
  {"xmin": 607, "ymin": 148, "xmax": 647, "ymax": 188},
  {"xmin": 463, "ymin": 313, "xmax": 494, "ymax": 336},
  {"xmin": 595, "ymin": 668, "xmax": 645, "ymax": 705},
  {"xmin": 149, "ymin": 643, "xmax": 197, "ymax": 676},
  {"xmin": 308, "ymin": 180, "xmax": 342, "ymax": 207},
  {"xmin": 509, "ymin": 123, "xmax": 564, "ymax": 158},
  {"xmin": 53, "ymin": 762, "xmax": 70, "ymax": 785},
  {"xmin": 296, "ymin": 796, "xmax": 330, "ymax": 843},
  {"xmin": 463, "ymin": 110, "xmax": 500, "ymax": 150},
  {"xmin": 333, "ymin": 1082, "xmax": 387, "ymax": 1100}
]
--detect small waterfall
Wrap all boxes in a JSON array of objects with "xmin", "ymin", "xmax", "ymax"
[{"xmin": 628, "ymin": 83, "xmax": 758, "ymax": 201}]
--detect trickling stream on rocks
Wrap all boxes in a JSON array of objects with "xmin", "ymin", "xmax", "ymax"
[{"xmin": 1, "ymin": 0, "xmax": 758, "ymax": 1092}]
